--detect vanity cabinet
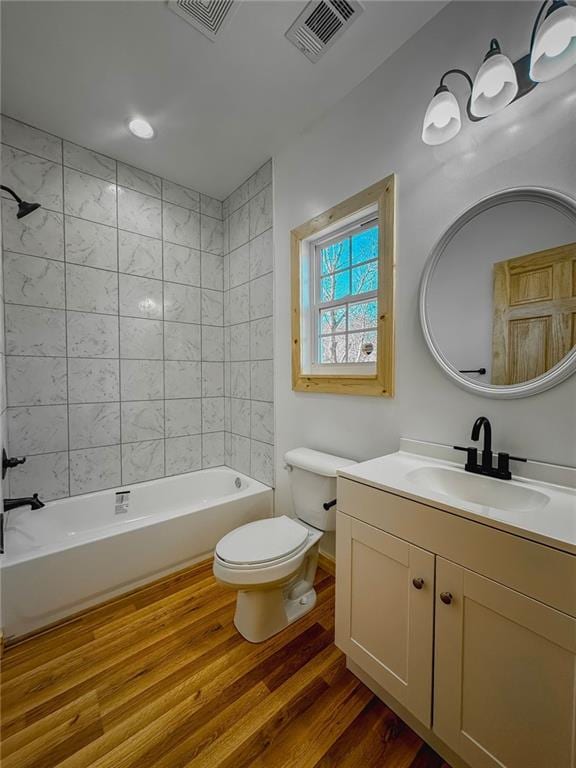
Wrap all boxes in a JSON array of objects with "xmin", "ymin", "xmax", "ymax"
[{"xmin": 335, "ymin": 478, "xmax": 576, "ymax": 768}]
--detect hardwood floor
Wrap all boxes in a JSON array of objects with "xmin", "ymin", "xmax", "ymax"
[{"xmin": 0, "ymin": 561, "xmax": 451, "ymax": 768}]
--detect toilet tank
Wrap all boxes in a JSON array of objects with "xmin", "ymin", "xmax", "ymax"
[{"xmin": 284, "ymin": 448, "xmax": 356, "ymax": 531}]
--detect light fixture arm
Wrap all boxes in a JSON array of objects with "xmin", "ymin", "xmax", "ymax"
[
  {"xmin": 529, "ymin": 0, "xmax": 558, "ymax": 51},
  {"xmin": 438, "ymin": 68, "xmax": 474, "ymax": 92}
]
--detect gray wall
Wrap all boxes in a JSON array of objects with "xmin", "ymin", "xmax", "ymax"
[
  {"xmin": 273, "ymin": 1, "xmax": 576, "ymax": 554},
  {"xmin": 1, "ymin": 116, "xmax": 227, "ymax": 499}
]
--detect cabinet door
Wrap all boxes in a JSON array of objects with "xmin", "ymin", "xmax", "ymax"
[
  {"xmin": 434, "ymin": 557, "xmax": 576, "ymax": 768},
  {"xmin": 335, "ymin": 512, "xmax": 435, "ymax": 726}
]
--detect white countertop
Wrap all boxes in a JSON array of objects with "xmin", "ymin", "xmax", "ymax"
[{"xmin": 338, "ymin": 451, "xmax": 576, "ymax": 556}]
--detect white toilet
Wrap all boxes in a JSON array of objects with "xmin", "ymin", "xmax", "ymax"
[{"xmin": 213, "ymin": 447, "xmax": 355, "ymax": 643}]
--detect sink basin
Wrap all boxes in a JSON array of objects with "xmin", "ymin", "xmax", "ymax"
[{"xmin": 406, "ymin": 466, "xmax": 550, "ymax": 513}]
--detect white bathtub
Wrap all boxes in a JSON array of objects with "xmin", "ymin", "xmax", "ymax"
[{"xmin": 1, "ymin": 468, "xmax": 272, "ymax": 640}]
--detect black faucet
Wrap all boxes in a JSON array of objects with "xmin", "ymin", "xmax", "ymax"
[
  {"xmin": 3, "ymin": 494, "xmax": 45, "ymax": 512},
  {"xmin": 454, "ymin": 417, "xmax": 526, "ymax": 480}
]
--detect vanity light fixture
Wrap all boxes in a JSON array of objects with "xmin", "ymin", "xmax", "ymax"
[
  {"xmin": 128, "ymin": 117, "xmax": 155, "ymax": 140},
  {"xmin": 422, "ymin": 0, "xmax": 576, "ymax": 145}
]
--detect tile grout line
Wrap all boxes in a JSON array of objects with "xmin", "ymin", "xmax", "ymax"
[{"xmin": 60, "ymin": 135, "xmax": 73, "ymax": 498}]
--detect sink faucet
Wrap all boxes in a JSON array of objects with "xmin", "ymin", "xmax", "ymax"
[{"xmin": 454, "ymin": 417, "xmax": 526, "ymax": 480}]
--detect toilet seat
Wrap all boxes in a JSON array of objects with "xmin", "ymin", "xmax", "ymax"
[{"xmin": 216, "ymin": 516, "xmax": 309, "ymax": 567}]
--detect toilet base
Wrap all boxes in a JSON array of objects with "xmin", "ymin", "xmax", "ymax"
[{"xmin": 234, "ymin": 585, "xmax": 317, "ymax": 643}]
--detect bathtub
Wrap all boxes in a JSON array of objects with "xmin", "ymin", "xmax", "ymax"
[{"xmin": 1, "ymin": 468, "xmax": 272, "ymax": 640}]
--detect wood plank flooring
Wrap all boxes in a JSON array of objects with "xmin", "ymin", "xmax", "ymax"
[{"xmin": 1, "ymin": 560, "xmax": 451, "ymax": 768}]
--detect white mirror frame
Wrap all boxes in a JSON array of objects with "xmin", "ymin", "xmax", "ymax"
[{"xmin": 419, "ymin": 187, "xmax": 576, "ymax": 399}]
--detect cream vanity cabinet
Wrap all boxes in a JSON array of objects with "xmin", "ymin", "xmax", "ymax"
[{"xmin": 335, "ymin": 477, "xmax": 576, "ymax": 768}]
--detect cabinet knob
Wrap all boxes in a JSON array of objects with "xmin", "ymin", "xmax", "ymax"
[
  {"xmin": 440, "ymin": 592, "xmax": 453, "ymax": 605},
  {"xmin": 412, "ymin": 577, "xmax": 424, "ymax": 590}
]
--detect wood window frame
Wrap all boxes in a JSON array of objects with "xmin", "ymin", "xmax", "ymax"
[{"xmin": 291, "ymin": 174, "xmax": 395, "ymax": 396}]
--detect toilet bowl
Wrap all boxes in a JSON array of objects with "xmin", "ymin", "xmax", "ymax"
[{"xmin": 213, "ymin": 448, "xmax": 355, "ymax": 643}]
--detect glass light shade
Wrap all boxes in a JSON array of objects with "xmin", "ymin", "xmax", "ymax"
[
  {"xmin": 422, "ymin": 88, "xmax": 462, "ymax": 146},
  {"xmin": 530, "ymin": 3, "xmax": 576, "ymax": 82},
  {"xmin": 471, "ymin": 53, "xmax": 519, "ymax": 117}
]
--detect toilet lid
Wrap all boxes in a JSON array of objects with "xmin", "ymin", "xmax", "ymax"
[{"xmin": 216, "ymin": 516, "xmax": 309, "ymax": 565}]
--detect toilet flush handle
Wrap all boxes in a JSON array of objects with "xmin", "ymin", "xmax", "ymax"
[{"xmin": 323, "ymin": 499, "xmax": 337, "ymax": 511}]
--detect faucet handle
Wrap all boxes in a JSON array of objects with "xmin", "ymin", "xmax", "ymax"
[
  {"xmin": 454, "ymin": 445, "xmax": 478, "ymax": 469},
  {"xmin": 509, "ymin": 455, "xmax": 527, "ymax": 463}
]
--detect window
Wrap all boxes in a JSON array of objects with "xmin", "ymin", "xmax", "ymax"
[{"xmin": 291, "ymin": 175, "xmax": 395, "ymax": 397}]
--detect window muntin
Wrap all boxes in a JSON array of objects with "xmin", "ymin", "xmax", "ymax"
[{"xmin": 313, "ymin": 218, "xmax": 378, "ymax": 366}]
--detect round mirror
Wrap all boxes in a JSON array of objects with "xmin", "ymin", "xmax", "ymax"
[{"xmin": 420, "ymin": 188, "xmax": 576, "ymax": 398}]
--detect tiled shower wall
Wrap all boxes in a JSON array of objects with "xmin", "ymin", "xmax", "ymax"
[
  {"xmin": 223, "ymin": 162, "xmax": 274, "ymax": 486},
  {"xmin": 1, "ymin": 115, "xmax": 227, "ymax": 499}
]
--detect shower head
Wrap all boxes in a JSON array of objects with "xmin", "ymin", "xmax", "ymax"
[{"xmin": 0, "ymin": 184, "xmax": 41, "ymax": 219}]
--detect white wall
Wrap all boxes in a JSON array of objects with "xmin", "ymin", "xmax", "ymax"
[{"xmin": 273, "ymin": 1, "xmax": 576, "ymax": 552}]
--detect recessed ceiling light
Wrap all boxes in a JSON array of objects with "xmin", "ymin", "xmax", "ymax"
[{"xmin": 128, "ymin": 117, "xmax": 155, "ymax": 140}]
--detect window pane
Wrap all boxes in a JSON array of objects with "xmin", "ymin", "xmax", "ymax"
[
  {"xmin": 320, "ymin": 306, "xmax": 346, "ymax": 334},
  {"xmin": 320, "ymin": 334, "xmax": 347, "ymax": 363},
  {"xmin": 347, "ymin": 331, "xmax": 377, "ymax": 363},
  {"xmin": 352, "ymin": 261, "xmax": 378, "ymax": 295},
  {"xmin": 351, "ymin": 226, "xmax": 378, "ymax": 265},
  {"xmin": 349, "ymin": 300, "xmax": 377, "ymax": 330},
  {"xmin": 321, "ymin": 271, "xmax": 350, "ymax": 302},
  {"xmin": 321, "ymin": 238, "xmax": 350, "ymax": 274}
]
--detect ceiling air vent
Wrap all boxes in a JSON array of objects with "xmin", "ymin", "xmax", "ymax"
[
  {"xmin": 286, "ymin": 0, "xmax": 363, "ymax": 63},
  {"xmin": 167, "ymin": 0, "xmax": 238, "ymax": 42}
]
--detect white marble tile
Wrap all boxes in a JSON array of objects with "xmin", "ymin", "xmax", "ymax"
[
  {"xmin": 201, "ymin": 289, "xmax": 223, "ymax": 326},
  {"xmin": 164, "ymin": 321, "xmax": 201, "ymax": 361},
  {"xmin": 230, "ymin": 283, "xmax": 249, "ymax": 325},
  {"xmin": 66, "ymin": 263, "xmax": 118, "ymax": 315},
  {"xmin": 118, "ymin": 187, "xmax": 161, "ymax": 238},
  {"xmin": 164, "ymin": 360, "xmax": 201, "ymax": 398},
  {"xmin": 202, "ymin": 397, "xmax": 224, "ymax": 433},
  {"xmin": 163, "ymin": 203, "xmax": 200, "ymax": 249},
  {"xmin": 67, "ymin": 311, "xmax": 118, "ymax": 358},
  {"xmin": 165, "ymin": 435, "xmax": 201, "ymax": 476},
  {"xmin": 229, "ymin": 204, "xmax": 250, "ymax": 251},
  {"xmin": 120, "ymin": 317, "xmax": 163, "ymax": 360},
  {"xmin": 251, "ymin": 440, "xmax": 274, "ymax": 486},
  {"xmin": 224, "ymin": 396, "xmax": 231, "ymax": 432},
  {"xmin": 229, "ymin": 243, "xmax": 250, "ymax": 288},
  {"xmin": 162, "ymin": 180, "xmax": 199, "ymax": 211},
  {"xmin": 250, "ymin": 228, "xmax": 273, "ymax": 280},
  {"xmin": 63, "ymin": 142, "xmax": 116, "ymax": 182},
  {"xmin": 119, "ymin": 273, "xmax": 163, "ymax": 319},
  {"xmin": 2, "ymin": 145, "xmax": 63, "ymax": 212},
  {"xmin": 202, "ymin": 362, "xmax": 224, "ymax": 397},
  {"xmin": 118, "ymin": 163, "xmax": 161, "ymax": 198},
  {"xmin": 251, "ymin": 360, "xmax": 273, "ymax": 402},
  {"xmin": 201, "ymin": 325, "xmax": 224, "ymax": 362},
  {"xmin": 9, "ymin": 451, "xmax": 69, "ymax": 500},
  {"xmin": 163, "ymin": 243, "xmax": 201, "ymax": 287},
  {"xmin": 122, "ymin": 440, "xmax": 164, "ymax": 484},
  {"xmin": 65, "ymin": 216, "xmax": 117, "ymax": 270},
  {"xmin": 223, "ymin": 290, "xmax": 230, "ymax": 327},
  {"xmin": 200, "ymin": 216, "xmax": 224, "ymax": 256},
  {"xmin": 250, "ymin": 317, "xmax": 273, "ymax": 360},
  {"xmin": 164, "ymin": 283, "xmax": 200, "ymax": 324},
  {"xmin": 249, "ymin": 185, "xmax": 273, "ymax": 241},
  {"xmin": 230, "ymin": 434, "xmax": 250, "ymax": 475},
  {"xmin": 2, "ymin": 200, "xmax": 63, "ymax": 261},
  {"xmin": 122, "ymin": 401, "xmax": 164, "ymax": 443},
  {"xmin": 64, "ymin": 168, "xmax": 116, "ymax": 225},
  {"xmin": 6, "ymin": 305, "xmax": 66, "ymax": 356},
  {"xmin": 121, "ymin": 360, "xmax": 163, "ymax": 401},
  {"xmin": 8, "ymin": 404, "xmax": 68, "ymax": 455},
  {"xmin": 231, "ymin": 397, "xmax": 251, "ymax": 437},
  {"xmin": 70, "ymin": 445, "xmax": 121, "ymax": 495},
  {"xmin": 227, "ymin": 180, "xmax": 251, "ymax": 215},
  {"xmin": 6, "ymin": 356, "xmax": 67, "ymax": 406},
  {"xmin": 251, "ymin": 401, "xmax": 274, "ymax": 444},
  {"xmin": 119, "ymin": 230, "xmax": 162, "ymax": 279},
  {"xmin": 2, "ymin": 116, "xmax": 62, "ymax": 162},
  {"xmin": 68, "ymin": 358, "xmax": 119, "ymax": 403},
  {"xmin": 69, "ymin": 402, "xmax": 120, "ymax": 449},
  {"xmin": 4, "ymin": 252, "xmax": 65, "ymax": 308},
  {"xmin": 230, "ymin": 322, "xmax": 250, "ymax": 362},
  {"xmin": 165, "ymin": 398, "xmax": 201, "ymax": 437},
  {"xmin": 249, "ymin": 161, "xmax": 272, "ymax": 198},
  {"xmin": 250, "ymin": 272, "xmax": 273, "ymax": 320},
  {"xmin": 202, "ymin": 432, "xmax": 224, "ymax": 468},
  {"xmin": 201, "ymin": 252, "xmax": 224, "ymax": 290},
  {"xmin": 230, "ymin": 361, "xmax": 250, "ymax": 399},
  {"xmin": 200, "ymin": 194, "xmax": 222, "ymax": 220}
]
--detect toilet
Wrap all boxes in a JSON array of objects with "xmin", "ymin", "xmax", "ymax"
[{"xmin": 213, "ymin": 447, "xmax": 355, "ymax": 643}]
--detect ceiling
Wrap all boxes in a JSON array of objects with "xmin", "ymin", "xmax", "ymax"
[{"xmin": 1, "ymin": 1, "xmax": 446, "ymax": 199}]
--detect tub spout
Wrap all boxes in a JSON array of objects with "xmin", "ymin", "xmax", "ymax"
[{"xmin": 3, "ymin": 493, "xmax": 45, "ymax": 512}]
